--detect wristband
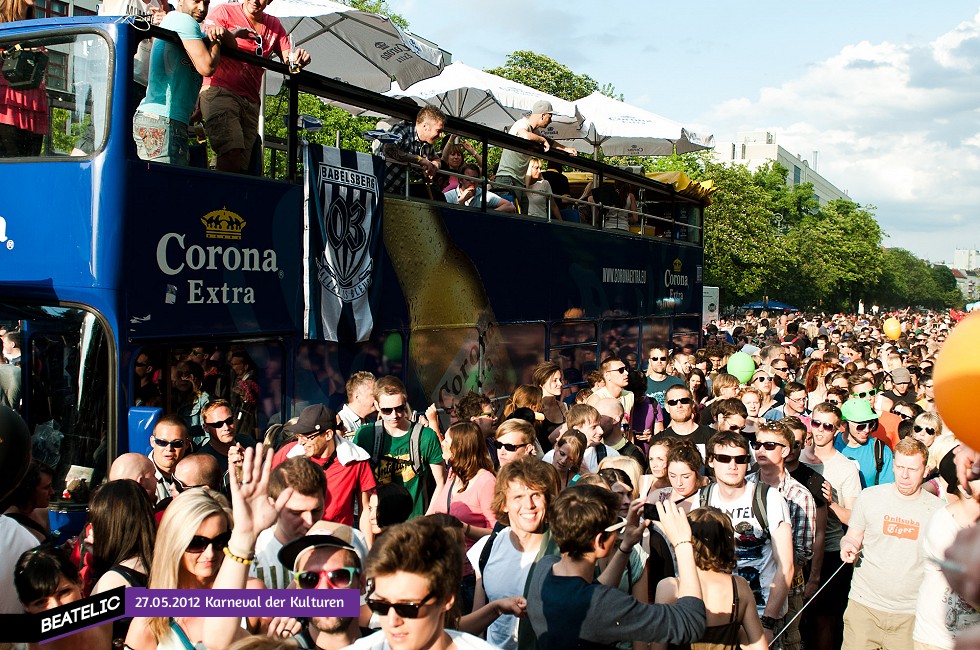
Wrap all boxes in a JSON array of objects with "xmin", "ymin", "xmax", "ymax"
[
  {"xmin": 760, "ymin": 615, "xmax": 777, "ymax": 630},
  {"xmin": 223, "ymin": 545, "xmax": 254, "ymax": 565},
  {"xmin": 672, "ymin": 539, "xmax": 693, "ymax": 549},
  {"xmin": 618, "ymin": 544, "xmax": 631, "ymax": 555}
]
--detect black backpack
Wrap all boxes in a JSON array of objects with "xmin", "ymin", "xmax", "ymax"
[{"xmin": 369, "ymin": 419, "xmax": 433, "ymax": 510}]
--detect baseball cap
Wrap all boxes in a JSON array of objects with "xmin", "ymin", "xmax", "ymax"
[
  {"xmin": 890, "ymin": 367, "xmax": 911, "ymax": 384},
  {"xmin": 840, "ymin": 398, "xmax": 879, "ymax": 422},
  {"xmin": 531, "ymin": 100, "xmax": 554, "ymax": 115},
  {"xmin": 285, "ymin": 404, "xmax": 335, "ymax": 435},
  {"xmin": 278, "ymin": 521, "xmax": 365, "ymax": 572}
]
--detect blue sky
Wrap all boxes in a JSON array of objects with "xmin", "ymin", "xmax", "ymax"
[{"xmin": 391, "ymin": 0, "xmax": 980, "ymax": 264}]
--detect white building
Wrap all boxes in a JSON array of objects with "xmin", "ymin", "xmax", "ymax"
[
  {"xmin": 954, "ymin": 249, "xmax": 980, "ymax": 271},
  {"xmin": 712, "ymin": 131, "xmax": 849, "ymax": 205}
]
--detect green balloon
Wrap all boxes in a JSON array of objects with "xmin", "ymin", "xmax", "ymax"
[
  {"xmin": 383, "ymin": 334, "xmax": 403, "ymax": 361},
  {"xmin": 727, "ymin": 351, "xmax": 756, "ymax": 384}
]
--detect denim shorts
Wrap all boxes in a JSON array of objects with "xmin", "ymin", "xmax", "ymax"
[{"xmin": 133, "ymin": 111, "xmax": 189, "ymax": 165}]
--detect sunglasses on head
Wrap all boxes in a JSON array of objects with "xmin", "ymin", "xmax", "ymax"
[
  {"xmin": 852, "ymin": 389, "xmax": 877, "ymax": 399},
  {"xmin": 750, "ymin": 440, "xmax": 786, "ymax": 451},
  {"xmin": 365, "ymin": 593, "xmax": 435, "ymax": 619},
  {"xmin": 153, "ymin": 437, "xmax": 187, "ymax": 449},
  {"xmin": 607, "ymin": 366, "xmax": 628, "ymax": 374},
  {"xmin": 811, "ymin": 420, "xmax": 837, "ymax": 432},
  {"xmin": 186, "ymin": 530, "xmax": 231, "ymax": 553},
  {"xmin": 171, "ymin": 474, "xmax": 207, "ymax": 494},
  {"xmin": 852, "ymin": 421, "xmax": 878, "ymax": 432},
  {"xmin": 493, "ymin": 440, "xmax": 526, "ymax": 452},
  {"xmin": 913, "ymin": 425, "xmax": 936, "ymax": 436},
  {"xmin": 205, "ymin": 416, "xmax": 235, "ymax": 429},
  {"xmin": 379, "ymin": 404, "xmax": 407, "ymax": 416},
  {"xmin": 713, "ymin": 453, "xmax": 750, "ymax": 465},
  {"xmin": 295, "ymin": 567, "xmax": 360, "ymax": 590},
  {"xmin": 666, "ymin": 397, "xmax": 693, "ymax": 406}
]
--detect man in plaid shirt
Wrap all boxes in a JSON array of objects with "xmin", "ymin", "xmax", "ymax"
[
  {"xmin": 751, "ymin": 420, "xmax": 817, "ymax": 650},
  {"xmin": 381, "ymin": 105, "xmax": 446, "ymax": 197}
]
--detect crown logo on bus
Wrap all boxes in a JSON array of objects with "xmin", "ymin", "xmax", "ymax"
[
  {"xmin": 673, "ymin": 259, "xmax": 682, "ymax": 273},
  {"xmin": 201, "ymin": 209, "xmax": 246, "ymax": 240}
]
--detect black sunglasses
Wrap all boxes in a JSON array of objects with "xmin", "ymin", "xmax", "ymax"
[
  {"xmin": 754, "ymin": 376, "xmax": 772, "ymax": 383},
  {"xmin": 493, "ymin": 440, "xmax": 525, "ymax": 452},
  {"xmin": 379, "ymin": 404, "xmax": 407, "ymax": 416},
  {"xmin": 666, "ymin": 397, "xmax": 693, "ymax": 406},
  {"xmin": 607, "ymin": 366, "xmax": 628, "ymax": 374},
  {"xmin": 913, "ymin": 425, "xmax": 936, "ymax": 436},
  {"xmin": 853, "ymin": 421, "xmax": 879, "ymax": 432},
  {"xmin": 205, "ymin": 417, "xmax": 235, "ymax": 429},
  {"xmin": 891, "ymin": 410, "xmax": 912, "ymax": 421},
  {"xmin": 713, "ymin": 453, "xmax": 750, "ymax": 465},
  {"xmin": 852, "ymin": 389, "xmax": 878, "ymax": 399},
  {"xmin": 750, "ymin": 441, "xmax": 786, "ymax": 451},
  {"xmin": 295, "ymin": 567, "xmax": 360, "ymax": 590},
  {"xmin": 171, "ymin": 474, "xmax": 207, "ymax": 494},
  {"xmin": 366, "ymin": 593, "xmax": 435, "ymax": 619},
  {"xmin": 649, "ymin": 356, "xmax": 668, "ymax": 362},
  {"xmin": 186, "ymin": 531, "xmax": 231, "ymax": 553},
  {"xmin": 153, "ymin": 437, "xmax": 188, "ymax": 449},
  {"xmin": 772, "ymin": 365, "xmax": 789, "ymax": 372},
  {"xmin": 811, "ymin": 420, "xmax": 837, "ymax": 432}
]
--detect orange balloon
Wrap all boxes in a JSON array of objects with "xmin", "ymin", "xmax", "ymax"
[
  {"xmin": 934, "ymin": 312, "xmax": 980, "ymax": 446},
  {"xmin": 883, "ymin": 317, "xmax": 902, "ymax": 340}
]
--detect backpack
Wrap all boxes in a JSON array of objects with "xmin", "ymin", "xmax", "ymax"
[
  {"xmin": 477, "ymin": 521, "xmax": 507, "ymax": 577},
  {"xmin": 700, "ymin": 481, "xmax": 771, "ymax": 539},
  {"xmin": 369, "ymin": 419, "xmax": 433, "ymax": 510},
  {"xmin": 872, "ymin": 438, "xmax": 885, "ymax": 487}
]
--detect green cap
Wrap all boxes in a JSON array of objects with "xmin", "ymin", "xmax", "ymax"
[{"xmin": 841, "ymin": 398, "xmax": 879, "ymax": 422}]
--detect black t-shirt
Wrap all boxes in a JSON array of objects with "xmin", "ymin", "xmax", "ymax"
[
  {"xmin": 882, "ymin": 389, "xmax": 916, "ymax": 406},
  {"xmin": 789, "ymin": 462, "xmax": 830, "ymax": 507},
  {"xmin": 654, "ymin": 424, "xmax": 715, "ymax": 450}
]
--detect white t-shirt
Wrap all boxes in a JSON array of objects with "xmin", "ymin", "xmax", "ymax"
[
  {"xmin": 541, "ymin": 445, "xmax": 619, "ymax": 474},
  {"xmin": 700, "ymin": 480, "xmax": 791, "ymax": 616},
  {"xmin": 466, "ymin": 527, "xmax": 539, "ymax": 650},
  {"xmin": 0, "ymin": 517, "xmax": 39, "ymax": 613},
  {"xmin": 914, "ymin": 507, "xmax": 980, "ymax": 648},
  {"xmin": 344, "ymin": 628, "xmax": 498, "ymax": 650},
  {"xmin": 249, "ymin": 527, "xmax": 290, "ymax": 589}
]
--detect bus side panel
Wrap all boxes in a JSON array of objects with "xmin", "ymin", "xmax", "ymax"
[{"xmin": 123, "ymin": 164, "xmax": 305, "ymax": 339}]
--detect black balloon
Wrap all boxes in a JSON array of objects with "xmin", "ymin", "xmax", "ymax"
[{"xmin": 0, "ymin": 406, "xmax": 31, "ymax": 502}]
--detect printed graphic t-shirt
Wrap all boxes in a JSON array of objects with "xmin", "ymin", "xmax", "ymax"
[
  {"xmin": 847, "ymin": 483, "xmax": 941, "ymax": 614},
  {"xmin": 353, "ymin": 423, "xmax": 442, "ymax": 518}
]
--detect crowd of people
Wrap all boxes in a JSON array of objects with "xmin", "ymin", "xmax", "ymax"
[{"xmin": 4, "ymin": 310, "xmax": 980, "ymax": 650}]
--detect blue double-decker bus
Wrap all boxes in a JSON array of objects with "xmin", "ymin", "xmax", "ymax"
[{"xmin": 0, "ymin": 16, "xmax": 708, "ymax": 510}]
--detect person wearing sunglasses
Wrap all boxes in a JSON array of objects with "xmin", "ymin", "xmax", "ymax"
[
  {"xmin": 847, "ymin": 371, "xmax": 901, "ymax": 449},
  {"xmin": 147, "ymin": 415, "xmax": 192, "ymax": 504},
  {"xmin": 702, "ymin": 430, "xmax": 794, "ymax": 643},
  {"xmin": 352, "ymin": 376, "xmax": 445, "ymax": 519},
  {"xmin": 199, "ymin": 0, "xmax": 311, "ymax": 174},
  {"xmin": 593, "ymin": 355, "xmax": 635, "ymax": 420},
  {"xmin": 276, "ymin": 404, "xmax": 376, "ymax": 532},
  {"xmin": 749, "ymin": 421, "xmax": 820, "ymax": 650},
  {"xmin": 645, "ymin": 345, "xmax": 685, "ymax": 411},
  {"xmin": 839, "ymin": 438, "xmax": 941, "ymax": 650},
  {"xmin": 750, "ymin": 371, "xmax": 780, "ymax": 421},
  {"xmin": 493, "ymin": 419, "xmax": 537, "ymax": 467},
  {"xmin": 127, "ymin": 487, "xmax": 242, "ymax": 649},
  {"xmin": 349, "ymin": 517, "xmax": 498, "ymax": 650},
  {"xmin": 837, "ymin": 398, "xmax": 894, "ymax": 488},
  {"xmin": 198, "ymin": 398, "xmax": 256, "ymax": 481},
  {"xmin": 657, "ymin": 384, "xmax": 713, "ymax": 461}
]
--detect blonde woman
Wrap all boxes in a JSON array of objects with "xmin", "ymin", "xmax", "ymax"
[{"xmin": 126, "ymin": 489, "xmax": 248, "ymax": 649}]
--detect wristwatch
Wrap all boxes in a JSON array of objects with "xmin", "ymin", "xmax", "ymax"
[{"xmin": 760, "ymin": 615, "xmax": 777, "ymax": 630}]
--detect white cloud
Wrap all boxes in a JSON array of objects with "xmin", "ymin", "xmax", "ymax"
[{"xmin": 699, "ymin": 11, "xmax": 980, "ymax": 261}]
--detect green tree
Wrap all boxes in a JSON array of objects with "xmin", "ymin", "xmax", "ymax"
[
  {"xmin": 341, "ymin": 0, "xmax": 408, "ymax": 28},
  {"xmin": 486, "ymin": 51, "xmax": 599, "ymax": 102}
]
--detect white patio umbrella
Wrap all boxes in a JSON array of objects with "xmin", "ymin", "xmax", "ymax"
[
  {"xmin": 386, "ymin": 61, "xmax": 586, "ymax": 135},
  {"xmin": 550, "ymin": 91, "xmax": 714, "ymax": 157},
  {"xmin": 210, "ymin": 0, "xmax": 445, "ymax": 93}
]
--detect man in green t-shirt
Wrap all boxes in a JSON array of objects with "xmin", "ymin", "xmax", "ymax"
[{"xmin": 353, "ymin": 376, "xmax": 444, "ymax": 518}]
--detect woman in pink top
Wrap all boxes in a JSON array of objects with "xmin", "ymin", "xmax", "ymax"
[{"xmin": 428, "ymin": 421, "xmax": 497, "ymax": 614}]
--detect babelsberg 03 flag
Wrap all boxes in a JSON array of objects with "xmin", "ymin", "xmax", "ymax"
[{"xmin": 303, "ymin": 144, "xmax": 384, "ymax": 342}]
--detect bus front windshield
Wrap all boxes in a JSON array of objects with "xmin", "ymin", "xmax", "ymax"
[{"xmin": 0, "ymin": 31, "xmax": 111, "ymax": 159}]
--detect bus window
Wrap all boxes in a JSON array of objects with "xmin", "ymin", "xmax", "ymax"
[
  {"xmin": 0, "ymin": 304, "xmax": 110, "ymax": 493},
  {"xmin": 601, "ymin": 319, "xmax": 641, "ymax": 368},
  {"xmin": 548, "ymin": 320, "xmax": 598, "ymax": 396},
  {"xmin": 672, "ymin": 317, "xmax": 702, "ymax": 351},
  {"xmin": 641, "ymin": 318, "xmax": 671, "ymax": 356},
  {"xmin": 0, "ymin": 31, "xmax": 111, "ymax": 159},
  {"xmin": 494, "ymin": 322, "xmax": 546, "ymax": 390},
  {"xmin": 132, "ymin": 341, "xmax": 283, "ymax": 446}
]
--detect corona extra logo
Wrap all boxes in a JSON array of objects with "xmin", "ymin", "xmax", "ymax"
[
  {"xmin": 201, "ymin": 209, "xmax": 246, "ymax": 241},
  {"xmin": 673, "ymin": 258, "xmax": 683, "ymax": 273}
]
